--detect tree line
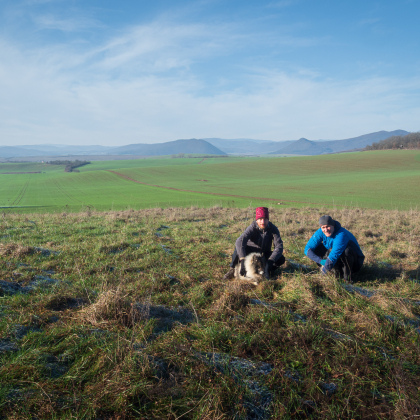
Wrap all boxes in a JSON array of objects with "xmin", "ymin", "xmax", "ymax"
[
  {"xmin": 365, "ymin": 132, "xmax": 420, "ymax": 151},
  {"xmin": 47, "ymin": 160, "xmax": 91, "ymax": 172}
]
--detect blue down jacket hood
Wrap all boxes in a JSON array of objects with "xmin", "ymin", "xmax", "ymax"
[{"xmin": 304, "ymin": 221, "xmax": 364, "ymax": 273}]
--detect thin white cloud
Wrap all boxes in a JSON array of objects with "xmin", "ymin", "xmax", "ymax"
[
  {"xmin": 23, "ymin": 0, "xmax": 60, "ymax": 5},
  {"xmin": 1, "ymin": 46, "xmax": 419, "ymax": 146},
  {"xmin": 32, "ymin": 13, "xmax": 104, "ymax": 32},
  {"xmin": 359, "ymin": 17, "xmax": 381, "ymax": 25},
  {"xmin": 266, "ymin": 0, "xmax": 299, "ymax": 9},
  {"xmin": 0, "ymin": 6, "xmax": 418, "ymax": 146}
]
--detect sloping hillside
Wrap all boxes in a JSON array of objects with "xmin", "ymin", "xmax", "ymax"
[
  {"xmin": 204, "ymin": 138, "xmax": 294, "ymax": 154},
  {"xmin": 110, "ymin": 139, "xmax": 227, "ymax": 156},
  {"xmin": 269, "ymin": 130, "xmax": 409, "ymax": 155},
  {"xmin": 366, "ymin": 132, "xmax": 420, "ymax": 150},
  {"xmin": 0, "ymin": 146, "xmax": 47, "ymax": 158}
]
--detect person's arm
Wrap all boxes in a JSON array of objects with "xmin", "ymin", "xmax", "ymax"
[
  {"xmin": 304, "ymin": 230, "xmax": 323, "ymax": 264},
  {"xmin": 235, "ymin": 223, "xmax": 255, "ymax": 259},
  {"xmin": 267, "ymin": 225, "xmax": 283, "ymax": 262},
  {"xmin": 321, "ymin": 231, "xmax": 349, "ymax": 274}
]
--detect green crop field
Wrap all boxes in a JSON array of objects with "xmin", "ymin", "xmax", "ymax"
[{"xmin": 0, "ymin": 150, "xmax": 419, "ymax": 214}]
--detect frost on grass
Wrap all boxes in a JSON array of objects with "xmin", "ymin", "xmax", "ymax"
[
  {"xmin": 286, "ymin": 259, "xmax": 312, "ymax": 271},
  {"xmin": 197, "ymin": 352, "xmax": 274, "ymax": 420},
  {"xmin": 0, "ymin": 338, "xmax": 19, "ymax": 354},
  {"xmin": 319, "ymin": 382, "xmax": 338, "ymax": 396},
  {"xmin": 0, "ymin": 280, "xmax": 32, "ymax": 295},
  {"xmin": 99, "ymin": 242, "xmax": 130, "ymax": 254},
  {"xmin": 341, "ymin": 283, "xmax": 376, "ymax": 298},
  {"xmin": 0, "ymin": 275, "xmax": 63, "ymax": 296},
  {"xmin": 11, "ymin": 324, "xmax": 42, "ymax": 339},
  {"xmin": 160, "ymin": 244, "xmax": 173, "ymax": 254},
  {"xmin": 33, "ymin": 247, "xmax": 59, "ymax": 257},
  {"xmin": 42, "ymin": 355, "xmax": 69, "ymax": 378}
]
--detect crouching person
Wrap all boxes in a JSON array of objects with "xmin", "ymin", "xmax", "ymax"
[
  {"xmin": 223, "ymin": 207, "xmax": 285, "ymax": 281},
  {"xmin": 304, "ymin": 215, "xmax": 365, "ymax": 282}
]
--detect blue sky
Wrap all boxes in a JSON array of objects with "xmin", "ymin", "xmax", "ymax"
[{"xmin": 0, "ymin": 0, "xmax": 419, "ymax": 146}]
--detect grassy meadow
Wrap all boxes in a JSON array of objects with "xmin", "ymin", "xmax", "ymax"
[
  {"xmin": 0, "ymin": 150, "xmax": 419, "ymax": 213},
  {"xmin": 1, "ymin": 205, "xmax": 420, "ymax": 419}
]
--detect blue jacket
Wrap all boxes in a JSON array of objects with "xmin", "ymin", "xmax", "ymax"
[{"xmin": 304, "ymin": 221, "xmax": 364, "ymax": 274}]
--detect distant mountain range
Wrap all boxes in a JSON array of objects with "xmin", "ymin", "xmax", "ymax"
[
  {"xmin": 0, "ymin": 130, "xmax": 411, "ymax": 159},
  {"xmin": 0, "ymin": 144, "xmax": 114, "ymax": 158},
  {"xmin": 0, "ymin": 139, "xmax": 226, "ymax": 159},
  {"xmin": 201, "ymin": 138, "xmax": 294, "ymax": 154},
  {"xmin": 111, "ymin": 139, "xmax": 226, "ymax": 156},
  {"xmin": 267, "ymin": 130, "xmax": 409, "ymax": 155}
]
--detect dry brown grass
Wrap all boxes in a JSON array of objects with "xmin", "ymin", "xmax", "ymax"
[
  {"xmin": 212, "ymin": 281, "xmax": 251, "ymax": 314},
  {"xmin": 343, "ymin": 304, "xmax": 382, "ymax": 337},
  {"xmin": 280, "ymin": 274, "xmax": 316, "ymax": 307},
  {"xmin": 370, "ymin": 294, "xmax": 414, "ymax": 318},
  {"xmin": 0, "ymin": 242, "xmax": 33, "ymax": 257},
  {"xmin": 77, "ymin": 288, "xmax": 144, "ymax": 327}
]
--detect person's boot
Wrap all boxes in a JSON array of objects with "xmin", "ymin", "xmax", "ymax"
[{"xmin": 223, "ymin": 267, "xmax": 235, "ymax": 280}]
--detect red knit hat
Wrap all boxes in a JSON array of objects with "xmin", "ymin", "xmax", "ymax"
[{"xmin": 256, "ymin": 207, "xmax": 269, "ymax": 220}]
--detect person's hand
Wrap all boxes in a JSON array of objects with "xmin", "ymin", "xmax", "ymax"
[
  {"xmin": 320, "ymin": 259, "xmax": 326, "ymax": 266},
  {"xmin": 265, "ymin": 260, "xmax": 274, "ymax": 279},
  {"xmin": 240, "ymin": 259, "xmax": 246, "ymax": 276}
]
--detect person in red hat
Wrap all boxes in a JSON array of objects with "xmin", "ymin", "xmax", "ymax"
[{"xmin": 223, "ymin": 206, "xmax": 285, "ymax": 280}]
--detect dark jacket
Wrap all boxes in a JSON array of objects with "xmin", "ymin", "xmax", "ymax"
[
  {"xmin": 235, "ymin": 221, "xmax": 283, "ymax": 262},
  {"xmin": 304, "ymin": 220, "xmax": 364, "ymax": 274}
]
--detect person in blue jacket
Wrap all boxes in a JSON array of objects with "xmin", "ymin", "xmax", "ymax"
[{"xmin": 304, "ymin": 215, "xmax": 364, "ymax": 281}]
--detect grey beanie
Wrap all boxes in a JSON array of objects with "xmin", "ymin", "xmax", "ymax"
[{"xmin": 319, "ymin": 215, "xmax": 334, "ymax": 226}]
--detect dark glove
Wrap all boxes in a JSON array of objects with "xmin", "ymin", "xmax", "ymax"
[
  {"xmin": 265, "ymin": 260, "xmax": 274, "ymax": 279},
  {"xmin": 240, "ymin": 259, "xmax": 246, "ymax": 276}
]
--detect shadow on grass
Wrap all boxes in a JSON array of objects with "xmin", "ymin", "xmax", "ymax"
[
  {"xmin": 354, "ymin": 262, "xmax": 405, "ymax": 284},
  {"xmin": 408, "ymin": 265, "xmax": 420, "ymax": 282}
]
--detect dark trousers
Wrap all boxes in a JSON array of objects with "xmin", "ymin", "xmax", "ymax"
[
  {"xmin": 230, "ymin": 245, "xmax": 286, "ymax": 272},
  {"xmin": 312, "ymin": 243, "xmax": 363, "ymax": 281}
]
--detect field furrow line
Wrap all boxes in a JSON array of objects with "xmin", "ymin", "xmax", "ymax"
[
  {"xmin": 11, "ymin": 181, "xmax": 29, "ymax": 206},
  {"xmin": 52, "ymin": 179, "xmax": 83, "ymax": 204}
]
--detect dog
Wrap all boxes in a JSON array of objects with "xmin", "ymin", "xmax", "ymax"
[{"xmin": 234, "ymin": 252, "xmax": 266, "ymax": 285}]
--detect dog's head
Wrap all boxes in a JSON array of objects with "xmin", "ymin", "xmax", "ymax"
[{"xmin": 252, "ymin": 253, "xmax": 266, "ymax": 275}]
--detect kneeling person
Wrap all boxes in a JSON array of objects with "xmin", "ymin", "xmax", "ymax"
[
  {"xmin": 304, "ymin": 215, "xmax": 364, "ymax": 281},
  {"xmin": 224, "ymin": 207, "xmax": 285, "ymax": 280}
]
